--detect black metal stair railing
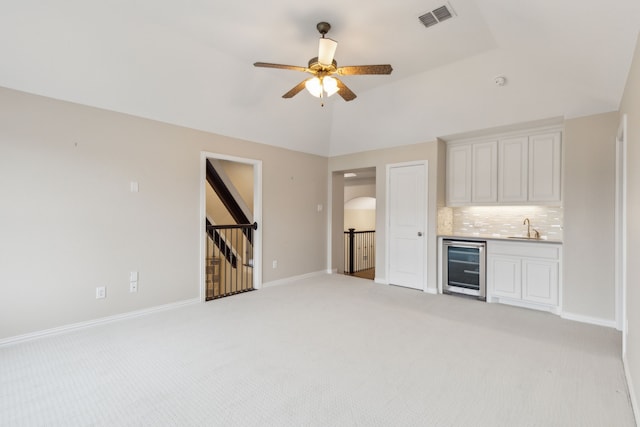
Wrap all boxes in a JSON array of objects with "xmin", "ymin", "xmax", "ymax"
[
  {"xmin": 206, "ymin": 221, "xmax": 257, "ymax": 300},
  {"xmin": 344, "ymin": 228, "xmax": 375, "ymax": 274}
]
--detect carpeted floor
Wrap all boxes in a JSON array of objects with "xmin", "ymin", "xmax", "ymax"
[{"xmin": 0, "ymin": 274, "xmax": 634, "ymax": 426}]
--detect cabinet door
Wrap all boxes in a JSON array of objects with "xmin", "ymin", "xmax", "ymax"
[
  {"xmin": 472, "ymin": 141, "xmax": 497, "ymax": 203},
  {"xmin": 488, "ymin": 255, "xmax": 521, "ymax": 299},
  {"xmin": 529, "ymin": 132, "xmax": 561, "ymax": 202},
  {"xmin": 447, "ymin": 144, "xmax": 471, "ymax": 205},
  {"xmin": 522, "ymin": 259, "xmax": 558, "ymax": 305},
  {"xmin": 498, "ymin": 136, "xmax": 528, "ymax": 202}
]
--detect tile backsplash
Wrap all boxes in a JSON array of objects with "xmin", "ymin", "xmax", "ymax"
[{"xmin": 438, "ymin": 206, "xmax": 563, "ymax": 240}]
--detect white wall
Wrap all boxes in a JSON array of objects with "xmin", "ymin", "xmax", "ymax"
[
  {"xmin": 0, "ymin": 87, "xmax": 328, "ymax": 340},
  {"xmin": 619, "ymin": 31, "xmax": 640, "ymax": 418}
]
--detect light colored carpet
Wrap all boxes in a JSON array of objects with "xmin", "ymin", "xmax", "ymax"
[{"xmin": 0, "ymin": 274, "xmax": 634, "ymax": 426}]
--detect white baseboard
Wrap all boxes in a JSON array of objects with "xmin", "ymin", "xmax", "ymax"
[
  {"xmin": 561, "ymin": 311, "xmax": 617, "ymax": 328},
  {"xmin": 624, "ymin": 353, "xmax": 639, "ymax": 426},
  {"xmin": 0, "ymin": 298, "xmax": 200, "ymax": 347},
  {"xmin": 262, "ymin": 270, "xmax": 330, "ymax": 288},
  {"xmin": 492, "ymin": 297, "xmax": 558, "ymax": 314}
]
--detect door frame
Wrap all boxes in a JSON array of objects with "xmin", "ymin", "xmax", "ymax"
[
  {"xmin": 199, "ymin": 152, "xmax": 263, "ymax": 302},
  {"xmin": 385, "ymin": 160, "xmax": 429, "ymax": 290},
  {"xmin": 615, "ymin": 114, "xmax": 628, "ymax": 346}
]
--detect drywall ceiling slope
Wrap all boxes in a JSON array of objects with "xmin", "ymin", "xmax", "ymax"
[
  {"xmin": 328, "ymin": 0, "xmax": 640, "ymax": 156},
  {"xmin": 0, "ymin": 0, "xmax": 639, "ymax": 157}
]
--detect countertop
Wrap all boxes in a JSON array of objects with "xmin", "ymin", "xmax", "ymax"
[{"xmin": 438, "ymin": 234, "xmax": 563, "ymax": 244}]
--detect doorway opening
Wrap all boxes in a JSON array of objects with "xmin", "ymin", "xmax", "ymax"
[
  {"xmin": 200, "ymin": 153, "xmax": 262, "ymax": 301},
  {"xmin": 343, "ymin": 168, "xmax": 376, "ymax": 280}
]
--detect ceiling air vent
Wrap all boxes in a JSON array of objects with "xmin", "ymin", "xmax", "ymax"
[{"xmin": 419, "ymin": 3, "xmax": 456, "ymax": 28}]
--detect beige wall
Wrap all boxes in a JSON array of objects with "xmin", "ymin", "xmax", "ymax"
[
  {"xmin": 206, "ymin": 183, "xmax": 234, "ymax": 224},
  {"xmin": 329, "ymin": 142, "xmax": 440, "ymax": 291},
  {"xmin": 563, "ymin": 112, "xmax": 619, "ymax": 321},
  {"xmin": 620, "ymin": 31, "xmax": 640, "ymax": 417},
  {"xmin": 218, "ymin": 160, "xmax": 254, "ymax": 213},
  {"xmin": 344, "ymin": 182, "xmax": 376, "ymax": 231},
  {"xmin": 344, "ymin": 183, "xmax": 375, "ymax": 202},
  {"xmin": 344, "ymin": 209, "xmax": 376, "ymax": 231},
  {"xmin": 0, "ymin": 87, "xmax": 328, "ymax": 339}
]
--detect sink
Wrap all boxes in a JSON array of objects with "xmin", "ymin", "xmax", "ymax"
[{"xmin": 507, "ymin": 236, "xmax": 539, "ymax": 240}]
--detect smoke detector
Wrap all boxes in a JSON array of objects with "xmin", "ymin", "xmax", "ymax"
[{"xmin": 494, "ymin": 76, "xmax": 507, "ymax": 86}]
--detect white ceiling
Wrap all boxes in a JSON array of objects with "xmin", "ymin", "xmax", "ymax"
[{"xmin": 1, "ymin": 0, "xmax": 638, "ymax": 156}]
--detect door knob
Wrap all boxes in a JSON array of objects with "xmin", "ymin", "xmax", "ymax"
[{"xmin": 417, "ymin": 232, "xmax": 423, "ymax": 237}]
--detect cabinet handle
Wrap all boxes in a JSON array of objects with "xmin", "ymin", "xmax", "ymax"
[{"xmin": 418, "ymin": 232, "xmax": 423, "ymax": 237}]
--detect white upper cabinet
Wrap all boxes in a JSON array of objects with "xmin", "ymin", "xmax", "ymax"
[
  {"xmin": 446, "ymin": 129, "xmax": 562, "ymax": 206},
  {"xmin": 498, "ymin": 136, "xmax": 528, "ymax": 203},
  {"xmin": 528, "ymin": 132, "xmax": 562, "ymax": 202},
  {"xmin": 472, "ymin": 141, "xmax": 498, "ymax": 203},
  {"xmin": 446, "ymin": 144, "xmax": 472, "ymax": 204}
]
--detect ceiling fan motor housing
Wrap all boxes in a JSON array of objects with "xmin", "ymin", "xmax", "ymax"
[{"xmin": 308, "ymin": 57, "xmax": 338, "ymax": 74}]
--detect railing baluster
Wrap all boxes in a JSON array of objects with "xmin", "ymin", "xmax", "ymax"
[
  {"xmin": 205, "ymin": 222, "xmax": 257, "ymax": 300},
  {"xmin": 348, "ymin": 228, "xmax": 355, "ymax": 275},
  {"xmin": 344, "ymin": 229, "xmax": 376, "ymax": 276}
]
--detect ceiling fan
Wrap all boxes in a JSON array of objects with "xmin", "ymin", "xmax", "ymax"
[{"xmin": 254, "ymin": 22, "xmax": 393, "ymax": 105}]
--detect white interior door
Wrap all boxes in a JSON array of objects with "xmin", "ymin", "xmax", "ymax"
[{"xmin": 387, "ymin": 162, "xmax": 427, "ymax": 290}]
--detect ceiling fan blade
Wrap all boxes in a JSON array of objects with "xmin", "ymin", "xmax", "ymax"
[
  {"xmin": 282, "ymin": 80, "xmax": 309, "ymax": 98},
  {"xmin": 318, "ymin": 38, "xmax": 338, "ymax": 66},
  {"xmin": 335, "ymin": 78, "xmax": 357, "ymax": 101},
  {"xmin": 337, "ymin": 64, "xmax": 393, "ymax": 75},
  {"xmin": 254, "ymin": 62, "xmax": 307, "ymax": 72}
]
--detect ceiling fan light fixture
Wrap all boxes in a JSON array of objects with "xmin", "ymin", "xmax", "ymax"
[
  {"xmin": 305, "ymin": 76, "xmax": 340, "ymax": 98},
  {"xmin": 323, "ymin": 76, "xmax": 339, "ymax": 96},
  {"xmin": 318, "ymin": 37, "xmax": 338, "ymax": 66},
  {"xmin": 305, "ymin": 77, "xmax": 323, "ymax": 97}
]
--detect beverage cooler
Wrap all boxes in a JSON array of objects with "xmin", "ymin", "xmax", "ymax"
[{"xmin": 442, "ymin": 239, "xmax": 486, "ymax": 300}]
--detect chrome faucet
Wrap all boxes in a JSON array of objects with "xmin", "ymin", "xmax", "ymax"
[{"xmin": 523, "ymin": 218, "xmax": 531, "ymax": 238}]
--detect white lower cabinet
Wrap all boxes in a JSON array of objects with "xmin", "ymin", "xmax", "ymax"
[
  {"xmin": 490, "ymin": 256, "xmax": 522, "ymax": 299},
  {"xmin": 522, "ymin": 259, "xmax": 558, "ymax": 305},
  {"xmin": 487, "ymin": 241, "xmax": 561, "ymax": 312}
]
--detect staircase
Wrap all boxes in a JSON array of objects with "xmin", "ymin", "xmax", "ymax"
[{"xmin": 205, "ymin": 160, "xmax": 257, "ymax": 300}]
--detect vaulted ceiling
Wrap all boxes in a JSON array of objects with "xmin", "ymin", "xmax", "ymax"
[{"xmin": 1, "ymin": 0, "xmax": 639, "ymax": 156}]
